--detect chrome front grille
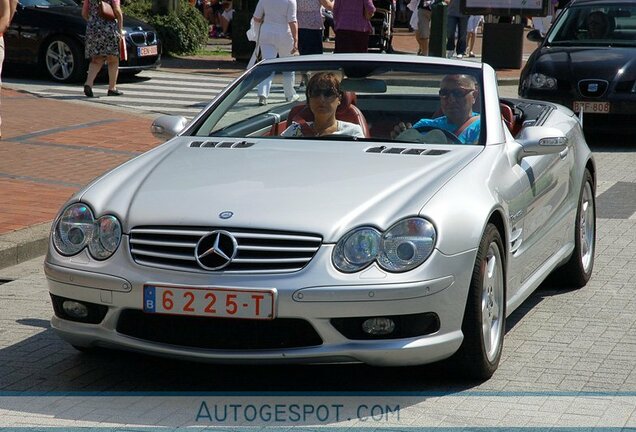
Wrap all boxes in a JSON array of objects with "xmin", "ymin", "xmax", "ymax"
[
  {"xmin": 129, "ymin": 227, "xmax": 322, "ymax": 274},
  {"xmin": 129, "ymin": 31, "xmax": 157, "ymax": 46}
]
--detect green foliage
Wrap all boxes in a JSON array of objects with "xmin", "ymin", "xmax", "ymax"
[
  {"xmin": 122, "ymin": 0, "xmax": 208, "ymax": 55},
  {"xmin": 121, "ymin": 0, "xmax": 153, "ymax": 22}
]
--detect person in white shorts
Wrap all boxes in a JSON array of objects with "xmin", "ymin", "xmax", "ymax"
[
  {"xmin": 466, "ymin": 15, "xmax": 483, "ymax": 57},
  {"xmin": 253, "ymin": 0, "xmax": 299, "ymax": 106}
]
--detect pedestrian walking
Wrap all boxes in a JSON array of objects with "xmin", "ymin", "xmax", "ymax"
[
  {"xmin": 445, "ymin": 0, "xmax": 468, "ymax": 58},
  {"xmin": 465, "ymin": 14, "xmax": 483, "ymax": 57},
  {"xmin": 297, "ymin": 0, "xmax": 333, "ymax": 55},
  {"xmin": 82, "ymin": 0, "xmax": 124, "ymax": 97},
  {"xmin": 333, "ymin": 0, "xmax": 375, "ymax": 53},
  {"xmin": 322, "ymin": 7, "xmax": 334, "ymax": 41},
  {"xmin": 415, "ymin": 0, "xmax": 433, "ymax": 55},
  {"xmin": 252, "ymin": 0, "xmax": 299, "ymax": 106}
]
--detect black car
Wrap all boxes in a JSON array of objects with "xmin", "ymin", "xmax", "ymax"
[
  {"xmin": 519, "ymin": 0, "xmax": 636, "ymax": 134},
  {"xmin": 5, "ymin": 0, "xmax": 161, "ymax": 83}
]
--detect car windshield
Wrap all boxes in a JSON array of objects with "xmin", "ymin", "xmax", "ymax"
[
  {"xmin": 20, "ymin": 0, "xmax": 78, "ymax": 6},
  {"xmin": 190, "ymin": 59, "xmax": 485, "ymax": 145},
  {"xmin": 547, "ymin": 4, "xmax": 636, "ymax": 46}
]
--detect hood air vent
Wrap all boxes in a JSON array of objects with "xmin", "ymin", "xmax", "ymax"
[
  {"xmin": 366, "ymin": 146, "xmax": 449, "ymax": 156},
  {"xmin": 189, "ymin": 140, "xmax": 255, "ymax": 148}
]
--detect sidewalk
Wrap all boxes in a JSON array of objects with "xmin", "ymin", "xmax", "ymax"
[{"xmin": 0, "ymin": 29, "xmax": 537, "ymax": 269}]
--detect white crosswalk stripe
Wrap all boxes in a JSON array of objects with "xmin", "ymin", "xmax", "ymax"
[
  {"xmin": 4, "ymin": 70, "xmax": 256, "ymax": 119},
  {"xmin": 5, "ymin": 69, "xmax": 296, "ymax": 119}
]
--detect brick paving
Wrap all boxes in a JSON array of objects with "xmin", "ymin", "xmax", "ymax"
[{"xmin": 0, "ymin": 89, "xmax": 161, "ymax": 236}]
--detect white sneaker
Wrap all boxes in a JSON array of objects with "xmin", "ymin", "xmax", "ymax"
[
  {"xmin": 258, "ymin": 96, "xmax": 267, "ymax": 106},
  {"xmin": 456, "ymin": 54, "xmax": 464, "ymax": 59},
  {"xmin": 287, "ymin": 94, "xmax": 300, "ymax": 103}
]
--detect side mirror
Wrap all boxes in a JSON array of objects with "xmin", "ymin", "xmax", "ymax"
[
  {"xmin": 150, "ymin": 115, "xmax": 188, "ymax": 141},
  {"xmin": 527, "ymin": 29, "xmax": 544, "ymax": 43},
  {"xmin": 515, "ymin": 126, "xmax": 568, "ymax": 162}
]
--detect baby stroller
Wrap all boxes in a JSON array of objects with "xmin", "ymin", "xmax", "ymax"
[{"xmin": 368, "ymin": 0, "xmax": 394, "ymax": 52}]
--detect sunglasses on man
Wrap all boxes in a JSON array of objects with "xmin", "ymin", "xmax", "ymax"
[{"xmin": 439, "ymin": 88, "xmax": 475, "ymax": 99}]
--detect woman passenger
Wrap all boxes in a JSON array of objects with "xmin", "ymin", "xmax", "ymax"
[{"xmin": 281, "ymin": 72, "xmax": 365, "ymax": 137}]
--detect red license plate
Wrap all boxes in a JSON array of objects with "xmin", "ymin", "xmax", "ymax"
[
  {"xmin": 137, "ymin": 45, "xmax": 158, "ymax": 57},
  {"xmin": 573, "ymin": 101, "xmax": 610, "ymax": 114},
  {"xmin": 143, "ymin": 285, "xmax": 275, "ymax": 320}
]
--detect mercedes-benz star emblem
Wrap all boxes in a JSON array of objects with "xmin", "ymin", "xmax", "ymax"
[{"xmin": 195, "ymin": 230, "xmax": 238, "ymax": 270}]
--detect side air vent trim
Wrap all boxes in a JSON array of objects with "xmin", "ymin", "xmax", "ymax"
[
  {"xmin": 189, "ymin": 141, "xmax": 255, "ymax": 148},
  {"xmin": 366, "ymin": 146, "xmax": 450, "ymax": 156}
]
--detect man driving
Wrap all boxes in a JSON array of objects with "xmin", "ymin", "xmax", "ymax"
[{"xmin": 392, "ymin": 74, "xmax": 481, "ymax": 144}]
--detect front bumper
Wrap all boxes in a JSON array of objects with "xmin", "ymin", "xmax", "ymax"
[{"xmin": 45, "ymin": 242, "xmax": 476, "ymax": 367}]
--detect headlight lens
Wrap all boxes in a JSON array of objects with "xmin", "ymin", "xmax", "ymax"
[
  {"xmin": 53, "ymin": 203, "xmax": 94, "ymax": 256},
  {"xmin": 333, "ymin": 218, "xmax": 436, "ymax": 273},
  {"xmin": 89, "ymin": 215, "xmax": 122, "ymax": 260},
  {"xmin": 53, "ymin": 203, "xmax": 122, "ymax": 259},
  {"xmin": 528, "ymin": 73, "xmax": 557, "ymax": 90},
  {"xmin": 378, "ymin": 218, "xmax": 436, "ymax": 272},
  {"xmin": 333, "ymin": 227, "xmax": 381, "ymax": 272}
]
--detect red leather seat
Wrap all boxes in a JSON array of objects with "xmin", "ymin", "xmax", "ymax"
[
  {"xmin": 287, "ymin": 91, "xmax": 370, "ymax": 137},
  {"xmin": 499, "ymin": 103, "xmax": 520, "ymax": 136}
]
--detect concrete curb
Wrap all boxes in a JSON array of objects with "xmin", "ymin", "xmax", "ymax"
[{"xmin": 0, "ymin": 223, "xmax": 51, "ymax": 271}]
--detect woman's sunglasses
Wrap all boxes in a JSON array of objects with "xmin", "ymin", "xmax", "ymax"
[{"xmin": 308, "ymin": 88, "xmax": 339, "ymax": 99}]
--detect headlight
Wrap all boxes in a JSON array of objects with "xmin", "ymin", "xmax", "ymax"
[
  {"xmin": 333, "ymin": 227, "xmax": 381, "ymax": 272},
  {"xmin": 333, "ymin": 218, "xmax": 436, "ymax": 273},
  {"xmin": 528, "ymin": 73, "xmax": 557, "ymax": 90},
  {"xmin": 53, "ymin": 203, "xmax": 122, "ymax": 259},
  {"xmin": 89, "ymin": 215, "xmax": 122, "ymax": 260},
  {"xmin": 378, "ymin": 218, "xmax": 436, "ymax": 272},
  {"xmin": 53, "ymin": 203, "xmax": 94, "ymax": 256}
]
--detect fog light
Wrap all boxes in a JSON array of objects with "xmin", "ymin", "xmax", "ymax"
[
  {"xmin": 62, "ymin": 300, "xmax": 89, "ymax": 319},
  {"xmin": 362, "ymin": 317, "xmax": 395, "ymax": 335}
]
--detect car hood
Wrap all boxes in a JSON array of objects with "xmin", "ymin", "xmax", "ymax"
[
  {"xmin": 25, "ymin": 5, "xmax": 85, "ymax": 24},
  {"xmin": 80, "ymin": 138, "xmax": 481, "ymax": 242},
  {"xmin": 531, "ymin": 46, "xmax": 636, "ymax": 81}
]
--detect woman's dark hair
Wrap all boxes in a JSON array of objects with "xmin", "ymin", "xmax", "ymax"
[{"xmin": 305, "ymin": 72, "xmax": 343, "ymax": 100}]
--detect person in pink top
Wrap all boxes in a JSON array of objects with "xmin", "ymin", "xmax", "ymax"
[
  {"xmin": 333, "ymin": 0, "xmax": 375, "ymax": 53},
  {"xmin": 82, "ymin": 0, "xmax": 124, "ymax": 97}
]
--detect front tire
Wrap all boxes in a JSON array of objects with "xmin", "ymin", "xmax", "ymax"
[
  {"xmin": 454, "ymin": 223, "xmax": 506, "ymax": 381},
  {"xmin": 552, "ymin": 168, "xmax": 596, "ymax": 288},
  {"xmin": 42, "ymin": 36, "xmax": 85, "ymax": 83}
]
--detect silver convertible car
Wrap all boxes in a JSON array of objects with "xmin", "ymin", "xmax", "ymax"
[{"xmin": 45, "ymin": 55, "xmax": 596, "ymax": 380}]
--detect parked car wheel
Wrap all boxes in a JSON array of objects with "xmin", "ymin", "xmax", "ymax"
[
  {"xmin": 42, "ymin": 36, "xmax": 85, "ymax": 83},
  {"xmin": 552, "ymin": 169, "xmax": 596, "ymax": 288},
  {"xmin": 454, "ymin": 223, "xmax": 506, "ymax": 381}
]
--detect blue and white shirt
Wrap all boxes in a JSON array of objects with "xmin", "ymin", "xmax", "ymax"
[{"xmin": 412, "ymin": 113, "xmax": 481, "ymax": 144}]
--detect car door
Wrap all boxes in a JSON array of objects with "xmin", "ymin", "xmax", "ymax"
[
  {"xmin": 514, "ymin": 142, "xmax": 572, "ymax": 285},
  {"xmin": 4, "ymin": 4, "xmax": 42, "ymax": 65}
]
